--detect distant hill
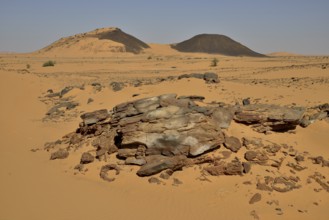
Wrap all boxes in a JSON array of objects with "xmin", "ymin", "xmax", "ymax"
[
  {"xmin": 38, "ymin": 27, "xmax": 149, "ymax": 55},
  {"xmin": 171, "ymin": 34, "xmax": 265, "ymax": 57}
]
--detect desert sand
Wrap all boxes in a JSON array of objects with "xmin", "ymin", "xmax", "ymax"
[{"xmin": 0, "ymin": 29, "xmax": 329, "ymax": 220}]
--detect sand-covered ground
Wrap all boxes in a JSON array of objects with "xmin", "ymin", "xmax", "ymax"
[{"xmin": 0, "ymin": 47, "xmax": 329, "ymax": 220}]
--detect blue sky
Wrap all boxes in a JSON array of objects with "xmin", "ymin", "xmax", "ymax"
[{"xmin": 1, "ymin": 0, "xmax": 329, "ymax": 54}]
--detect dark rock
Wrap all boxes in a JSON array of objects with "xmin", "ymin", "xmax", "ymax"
[
  {"xmin": 100, "ymin": 164, "xmax": 120, "ymax": 182},
  {"xmin": 271, "ymin": 176, "xmax": 300, "ymax": 192},
  {"xmin": 74, "ymin": 164, "xmax": 84, "ymax": 172},
  {"xmin": 224, "ymin": 158, "xmax": 243, "ymax": 175},
  {"xmin": 80, "ymin": 109, "xmax": 109, "ymax": 125},
  {"xmin": 295, "ymin": 155, "xmax": 305, "ymax": 162},
  {"xmin": 204, "ymin": 162, "xmax": 226, "ymax": 176},
  {"xmin": 242, "ymin": 98, "xmax": 250, "ymax": 106},
  {"xmin": 50, "ymin": 149, "xmax": 69, "ymax": 160},
  {"xmin": 111, "ymin": 95, "xmax": 225, "ymax": 157},
  {"xmin": 159, "ymin": 169, "xmax": 174, "ymax": 180},
  {"xmin": 137, "ymin": 155, "xmax": 187, "ymax": 176},
  {"xmin": 80, "ymin": 152, "xmax": 94, "ymax": 164},
  {"xmin": 45, "ymin": 92, "xmax": 61, "ymax": 98},
  {"xmin": 59, "ymin": 86, "xmax": 74, "ymax": 97},
  {"xmin": 204, "ymin": 158, "xmax": 243, "ymax": 176},
  {"xmin": 286, "ymin": 162, "xmax": 306, "ymax": 171},
  {"xmin": 311, "ymin": 156, "xmax": 324, "ymax": 165},
  {"xmin": 46, "ymin": 101, "xmax": 79, "ymax": 116},
  {"xmin": 117, "ymin": 149, "xmax": 137, "ymax": 159},
  {"xmin": 148, "ymin": 177, "xmax": 162, "ymax": 184},
  {"xmin": 125, "ymin": 157, "xmax": 146, "ymax": 166},
  {"xmin": 173, "ymin": 178, "xmax": 183, "ymax": 186},
  {"xmin": 178, "ymin": 73, "xmax": 204, "ymax": 80},
  {"xmin": 256, "ymin": 182, "xmax": 273, "ymax": 192},
  {"xmin": 110, "ymin": 82, "xmax": 124, "ymax": 91},
  {"xmin": 224, "ymin": 136, "xmax": 242, "ymax": 153},
  {"xmin": 91, "ymin": 82, "xmax": 101, "ymax": 87},
  {"xmin": 310, "ymin": 172, "xmax": 329, "ymax": 192},
  {"xmin": 245, "ymin": 151, "xmax": 269, "ymax": 163},
  {"xmin": 243, "ymin": 162, "xmax": 252, "ymax": 173},
  {"xmin": 265, "ymin": 144, "xmax": 281, "ymax": 154},
  {"xmin": 203, "ymin": 72, "xmax": 219, "ymax": 84},
  {"xmin": 178, "ymin": 95, "xmax": 205, "ymax": 101},
  {"xmin": 249, "ymin": 193, "xmax": 262, "ymax": 204},
  {"xmin": 242, "ymin": 137, "xmax": 263, "ymax": 150},
  {"xmin": 234, "ymin": 104, "xmax": 305, "ymax": 132},
  {"xmin": 87, "ymin": 98, "xmax": 94, "ymax": 104}
]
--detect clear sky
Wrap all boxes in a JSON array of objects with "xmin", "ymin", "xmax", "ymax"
[{"xmin": 1, "ymin": 0, "xmax": 329, "ymax": 54}]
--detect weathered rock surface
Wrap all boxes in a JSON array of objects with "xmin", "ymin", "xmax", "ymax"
[
  {"xmin": 44, "ymin": 93, "xmax": 329, "ymax": 185},
  {"xmin": 50, "ymin": 149, "xmax": 69, "ymax": 160},
  {"xmin": 224, "ymin": 136, "xmax": 242, "ymax": 152},
  {"xmin": 80, "ymin": 152, "xmax": 94, "ymax": 164},
  {"xmin": 137, "ymin": 155, "xmax": 187, "ymax": 176},
  {"xmin": 234, "ymin": 104, "xmax": 305, "ymax": 132},
  {"xmin": 249, "ymin": 193, "xmax": 262, "ymax": 204},
  {"xmin": 46, "ymin": 101, "xmax": 79, "ymax": 116},
  {"xmin": 111, "ymin": 94, "xmax": 225, "ymax": 157},
  {"xmin": 80, "ymin": 109, "xmax": 109, "ymax": 125},
  {"xmin": 204, "ymin": 158, "xmax": 243, "ymax": 176}
]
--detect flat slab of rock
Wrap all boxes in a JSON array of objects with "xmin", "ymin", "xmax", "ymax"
[
  {"xmin": 234, "ymin": 104, "xmax": 305, "ymax": 132},
  {"xmin": 224, "ymin": 136, "xmax": 242, "ymax": 152},
  {"xmin": 111, "ymin": 94, "xmax": 225, "ymax": 157},
  {"xmin": 50, "ymin": 149, "xmax": 69, "ymax": 160},
  {"xmin": 81, "ymin": 109, "xmax": 109, "ymax": 125},
  {"xmin": 137, "ymin": 155, "xmax": 187, "ymax": 176}
]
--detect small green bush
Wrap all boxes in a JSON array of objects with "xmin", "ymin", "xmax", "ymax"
[
  {"xmin": 210, "ymin": 58, "xmax": 219, "ymax": 67},
  {"xmin": 43, "ymin": 60, "xmax": 56, "ymax": 67},
  {"xmin": 26, "ymin": 64, "xmax": 31, "ymax": 69}
]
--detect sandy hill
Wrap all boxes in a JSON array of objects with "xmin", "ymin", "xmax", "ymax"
[
  {"xmin": 37, "ymin": 27, "xmax": 150, "ymax": 55},
  {"xmin": 171, "ymin": 34, "xmax": 265, "ymax": 57}
]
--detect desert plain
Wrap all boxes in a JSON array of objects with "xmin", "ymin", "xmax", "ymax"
[{"xmin": 0, "ymin": 28, "xmax": 329, "ymax": 220}]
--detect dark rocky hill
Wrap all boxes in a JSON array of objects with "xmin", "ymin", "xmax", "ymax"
[{"xmin": 171, "ymin": 34, "xmax": 265, "ymax": 57}]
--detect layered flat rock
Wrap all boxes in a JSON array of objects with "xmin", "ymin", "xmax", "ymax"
[
  {"xmin": 111, "ymin": 94, "xmax": 225, "ymax": 157},
  {"xmin": 234, "ymin": 104, "xmax": 305, "ymax": 132},
  {"xmin": 43, "ymin": 93, "xmax": 329, "ymax": 182}
]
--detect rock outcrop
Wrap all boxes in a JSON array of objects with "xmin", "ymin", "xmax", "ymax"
[{"xmin": 43, "ymin": 94, "xmax": 329, "ymax": 183}]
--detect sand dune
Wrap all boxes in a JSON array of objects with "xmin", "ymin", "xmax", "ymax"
[{"xmin": 37, "ymin": 27, "xmax": 149, "ymax": 56}]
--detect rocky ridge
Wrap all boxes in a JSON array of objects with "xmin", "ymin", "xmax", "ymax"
[{"xmin": 43, "ymin": 93, "xmax": 329, "ymax": 193}]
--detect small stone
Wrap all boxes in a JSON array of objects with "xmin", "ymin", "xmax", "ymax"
[
  {"xmin": 172, "ymin": 178, "xmax": 183, "ymax": 186},
  {"xmin": 242, "ymin": 98, "xmax": 250, "ymax": 106},
  {"xmin": 80, "ymin": 152, "xmax": 94, "ymax": 164},
  {"xmin": 125, "ymin": 157, "xmax": 146, "ymax": 166},
  {"xmin": 110, "ymin": 81, "xmax": 124, "ymax": 91},
  {"xmin": 249, "ymin": 193, "xmax": 262, "ymax": 204},
  {"xmin": 275, "ymin": 208, "xmax": 283, "ymax": 215},
  {"xmin": 50, "ymin": 149, "xmax": 69, "ymax": 160},
  {"xmin": 243, "ymin": 162, "xmax": 251, "ymax": 174},
  {"xmin": 148, "ymin": 177, "xmax": 161, "ymax": 184},
  {"xmin": 74, "ymin": 164, "xmax": 84, "ymax": 171},
  {"xmin": 87, "ymin": 98, "xmax": 94, "ymax": 104},
  {"xmin": 295, "ymin": 155, "xmax": 304, "ymax": 162},
  {"xmin": 245, "ymin": 151, "xmax": 258, "ymax": 161},
  {"xmin": 224, "ymin": 136, "xmax": 242, "ymax": 153},
  {"xmin": 159, "ymin": 169, "xmax": 173, "ymax": 179}
]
